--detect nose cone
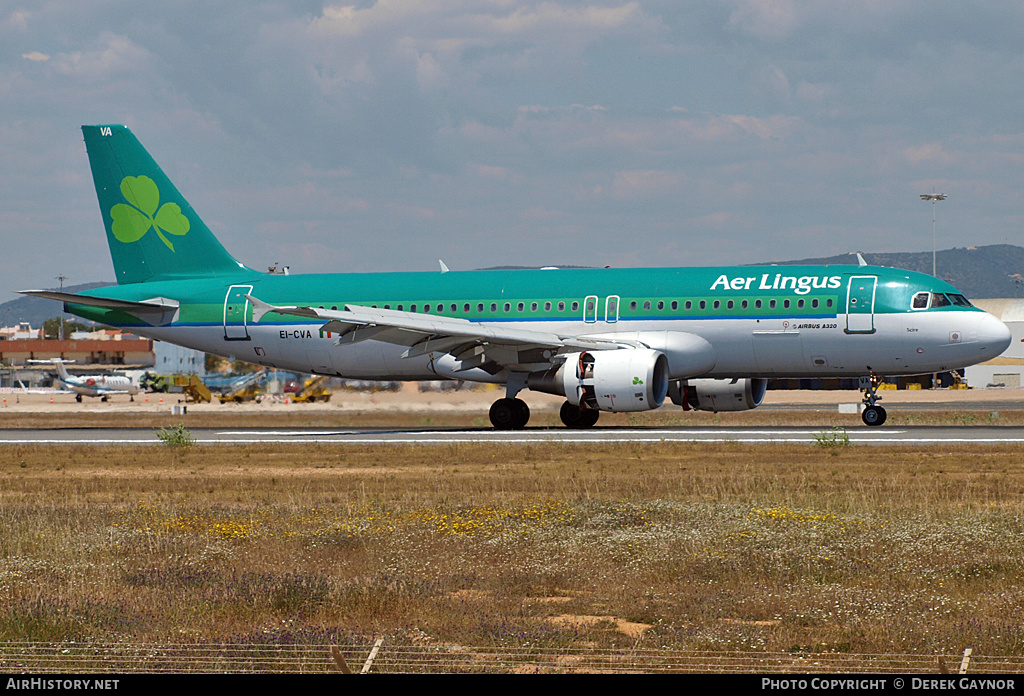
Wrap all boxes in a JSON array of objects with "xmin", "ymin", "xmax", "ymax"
[{"xmin": 977, "ymin": 312, "xmax": 1012, "ymax": 362}]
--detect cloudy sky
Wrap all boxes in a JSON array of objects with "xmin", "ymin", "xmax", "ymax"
[{"xmin": 2, "ymin": 1, "xmax": 1023, "ymax": 302}]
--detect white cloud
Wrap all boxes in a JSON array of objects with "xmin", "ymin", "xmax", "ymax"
[
  {"xmin": 49, "ymin": 32, "xmax": 150, "ymax": 80},
  {"xmin": 902, "ymin": 143, "xmax": 958, "ymax": 166},
  {"xmin": 611, "ymin": 169, "xmax": 687, "ymax": 200},
  {"xmin": 728, "ymin": 0, "xmax": 800, "ymax": 40}
]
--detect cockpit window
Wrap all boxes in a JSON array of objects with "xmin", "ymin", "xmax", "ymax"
[
  {"xmin": 912, "ymin": 292, "xmax": 930, "ymax": 309},
  {"xmin": 948, "ymin": 293, "xmax": 972, "ymax": 307},
  {"xmin": 930, "ymin": 293, "xmax": 951, "ymax": 308}
]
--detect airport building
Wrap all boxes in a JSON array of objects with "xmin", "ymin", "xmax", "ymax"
[
  {"xmin": 0, "ymin": 324, "xmax": 204, "ymax": 388},
  {"xmin": 965, "ymin": 299, "xmax": 1024, "ymax": 388}
]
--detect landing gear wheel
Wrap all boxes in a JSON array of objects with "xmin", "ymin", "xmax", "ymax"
[
  {"xmin": 862, "ymin": 405, "xmax": 887, "ymax": 427},
  {"xmin": 75, "ymin": 394, "xmax": 82, "ymax": 403},
  {"xmin": 489, "ymin": 398, "xmax": 530, "ymax": 430},
  {"xmin": 512, "ymin": 398, "xmax": 530, "ymax": 430},
  {"xmin": 860, "ymin": 373, "xmax": 888, "ymax": 427},
  {"xmin": 559, "ymin": 401, "xmax": 600, "ymax": 429}
]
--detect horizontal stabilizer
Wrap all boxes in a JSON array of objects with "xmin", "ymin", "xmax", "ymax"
[{"xmin": 20, "ymin": 290, "xmax": 180, "ymax": 326}]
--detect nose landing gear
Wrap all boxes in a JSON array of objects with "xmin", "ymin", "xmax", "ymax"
[{"xmin": 860, "ymin": 373, "xmax": 887, "ymax": 427}]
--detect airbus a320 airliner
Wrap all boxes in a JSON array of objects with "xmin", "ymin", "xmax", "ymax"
[{"xmin": 23, "ymin": 126, "xmax": 1012, "ymax": 429}]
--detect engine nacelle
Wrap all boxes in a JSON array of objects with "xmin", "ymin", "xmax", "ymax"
[
  {"xmin": 670, "ymin": 377, "xmax": 768, "ymax": 412},
  {"xmin": 527, "ymin": 349, "xmax": 670, "ymax": 412}
]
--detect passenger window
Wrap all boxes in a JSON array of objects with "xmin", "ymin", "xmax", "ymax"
[
  {"xmin": 699, "ymin": 300, "xmax": 706, "ymax": 310},
  {"xmin": 755, "ymin": 299, "xmax": 762, "ymax": 309},
  {"xmin": 504, "ymin": 303, "xmax": 511, "ymax": 312},
  {"xmin": 490, "ymin": 303, "xmax": 497, "ymax": 312},
  {"xmin": 571, "ymin": 301, "xmax": 579, "ymax": 311},
  {"xmin": 713, "ymin": 300, "xmax": 720, "ymax": 310},
  {"xmin": 671, "ymin": 301, "xmax": 678, "ymax": 310},
  {"xmin": 685, "ymin": 301, "xmax": 692, "ymax": 310},
  {"xmin": 657, "ymin": 301, "xmax": 664, "ymax": 310},
  {"xmin": 783, "ymin": 299, "xmax": 790, "ymax": 309},
  {"xmin": 544, "ymin": 302, "xmax": 551, "ymax": 311},
  {"xmin": 726, "ymin": 300, "xmax": 734, "ymax": 310},
  {"xmin": 630, "ymin": 301, "xmax": 637, "ymax": 310},
  {"xmin": 912, "ymin": 292, "xmax": 930, "ymax": 309},
  {"xmin": 558, "ymin": 301, "xmax": 565, "ymax": 311},
  {"xmin": 518, "ymin": 302, "xmax": 525, "ymax": 312},
  {"xmin": 464, "ymin": 303, "xmax": 470, "ymax": 312},
  {"xmin": 811, "ymin": 298, "xmax": 818, "ymax": 308},
  {"xmin": 769, "ymin": 300, "xmax": 776, "ymax": 309},
  {"xmin": 643, "ymin": 301, "xmax": 651, "ymax": 310},
  {"xmin": 531, "ymin": 302, "xmax": 538, "ymax": 311},
  {"xmin": 797, "ymin": 299, "xmax": 804, "ymax": 308}
]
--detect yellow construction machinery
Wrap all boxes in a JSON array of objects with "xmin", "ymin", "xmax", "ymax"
[
  {"xmin": 291, "ymin": 375, "xmax": 332, "ymax": 403},
  {"xmin": 216, "ymin": 370, "xmax": 267, "ymax": 403},
  {"xmin": 182, "ymin": 375, "xmax": 212, "ymax": 403}
]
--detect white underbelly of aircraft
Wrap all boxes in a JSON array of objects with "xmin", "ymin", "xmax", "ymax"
[{"xmin": 135, "ymin": 310, "xmax": 983, "ymax": 383}]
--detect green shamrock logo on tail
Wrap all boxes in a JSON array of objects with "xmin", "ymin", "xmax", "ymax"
[{"xmin": 110, "ymin": 176, "xmax": 190, "ymax": 251}]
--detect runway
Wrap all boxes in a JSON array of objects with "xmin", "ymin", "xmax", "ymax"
[{"xmin": 3, "ymin": 425, "xmax": 1024, "ymax": 445}]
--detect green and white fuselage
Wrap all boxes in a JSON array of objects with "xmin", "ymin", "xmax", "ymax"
[
  {"xmin": 24, "ymin": 125, "xmax": 1012, "ymax": 428},
  {"xmin": 61, "ymin": 265, "xmax": 1007, "ymax": 381}
]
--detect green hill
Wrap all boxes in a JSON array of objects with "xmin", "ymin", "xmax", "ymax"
[{"xmin": 777, "ymin": 244, "xmax": 1024, "ymax": 299}]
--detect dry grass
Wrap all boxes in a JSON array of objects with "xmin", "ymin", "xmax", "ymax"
[{"xmin": 2, "ymin": 440, "xmax": 1024, "ymax": 661}]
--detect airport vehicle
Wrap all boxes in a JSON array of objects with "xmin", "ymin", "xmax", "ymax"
[
  {"xmin": 182, "ymin": 375, "xmax": 212, "ymax": 404},
  {"xmin": 23, "ymin": 126, "xmax": 1012, "ymax": 428},
  {"xmin": 46, "ymin": 359, "xmax": 139, "ymax": 402},
  {"xmin": 290, "ymin": 375, "xmax": 332, "ymax": 403},
  {"xmin": 215, "ymin": 370, "xmax": 266, "ymax": 404}
]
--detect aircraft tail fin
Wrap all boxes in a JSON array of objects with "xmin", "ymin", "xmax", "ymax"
[
  {"xmin": 82, "ymin": 125, "xmax": 249, "ymax": 285},
  {"xmin": 52, "ymin": 359, "xmax": 71, "ymax": 382}
]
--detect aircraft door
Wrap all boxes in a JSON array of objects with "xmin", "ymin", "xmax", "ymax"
[
  {"xmin": 845, "ymin": 276, "xmax": 877, "ymax": 334},
  {"xmin": 605, "ymin": 295, "xmax": 620, "ymax": 323},
  {"xmin": 224, "ymin": 285, "xmax": 254, "ymax": 341},
  {"xmin": 583, "ymin": 295, "xmax": 598, "ymax": 323}
]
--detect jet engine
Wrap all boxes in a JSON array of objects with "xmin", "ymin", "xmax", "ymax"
[
  {"xmin": 670, "ymin": 377, "xmax": 768, "ymax": 412},
  {"xmin": 527, "ymin": 349, "xmax": 670, "ymax": 412}
]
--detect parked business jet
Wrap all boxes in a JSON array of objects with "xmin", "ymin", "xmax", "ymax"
[
  {"xmin": 22, "ymin": 126, "xmax": 1012, "ymax": 427},
  {"xmin": 41, "ymin": 359, "xmax": 139, "ymax": 402}
]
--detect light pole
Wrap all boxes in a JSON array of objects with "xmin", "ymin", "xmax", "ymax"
[
  {"xmin": 920, "ymin": 190, "xmax": 947, "ymax": 277},
  {"xmin": 55, "ymin": 274, "xmax": 68, "ymax": 341}
]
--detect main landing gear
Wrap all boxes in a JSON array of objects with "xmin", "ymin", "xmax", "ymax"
[
  {"xmin": 559, "ymin": 401, "xmax": 599, "ymax": 429},
  {"xmin": 489, "ymin": 397, "xmax": 530, "ymax": 430},
  {"xmin": 860, "ymin": 373, "xmax": 887, "ymax": 427}
]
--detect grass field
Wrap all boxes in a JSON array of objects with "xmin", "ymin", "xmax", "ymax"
[{"xmin": 2, "ymin": 430, "xmax": 1023, "ymax": 666}]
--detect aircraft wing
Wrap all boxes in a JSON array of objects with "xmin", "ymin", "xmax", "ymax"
[{"xmin": 247, "ymin": 295, "xmax": 639, "ymax": 372}]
